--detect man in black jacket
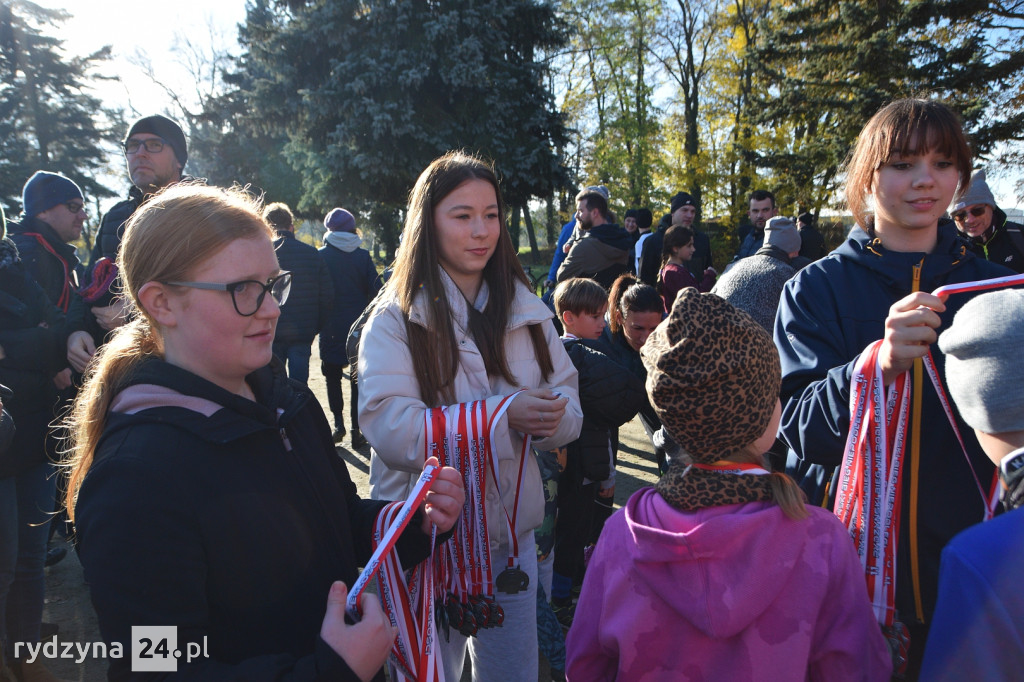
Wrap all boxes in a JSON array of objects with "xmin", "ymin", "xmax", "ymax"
[
  {"xmin": 638, "ymin": 191, "xmax": 713, "ymax": 286},
  {"xmin": 263, "ymin": 203, "xmax": 334, "ymax": 385},
  {"xmin": 67, "ymin": 114, "xmax": 193, "ymax": 374},
  {"xmin": 951, "ymin": 168, "xmax": 1024, "ymax": 274}
]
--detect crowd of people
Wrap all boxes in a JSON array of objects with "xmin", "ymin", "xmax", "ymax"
[{"xmin": 0, "ymin": 97, "xmax": 1022, "ymax": 682}]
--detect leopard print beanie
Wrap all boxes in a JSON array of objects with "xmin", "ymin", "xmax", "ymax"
[{"xmin": 640, "ymin": 288, "xmax": 781, "ymax": 464}]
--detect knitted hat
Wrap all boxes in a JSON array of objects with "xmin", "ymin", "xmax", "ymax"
[
  {"xmin": 797, "ymin": 212, "xmax": 814, "ymax": 227},
  {"xmin": 584, "ymin": 184, "xmax": 610, "ymax": 200},
  {"xmin": 670, "ymin": 192, "xmax": 696, "ymax": 214},
  {"xmin": 938, "ymin": 289, "xmax": 1024, "ymax": 434},
  {"xmin": 636, "ymin": 208, "xmax": 653, "ymax": 230},
  {"xmin": 21, "ymin": 171, "xmax": 84, "ymax": 218},
  {"xmin": 641, "ymin": 289, "xmax": 781, "ymax": 462},
  {"xmin": 625, "ymin": 209, "xmax": 639, "ymax": 219},
  {"xmin": 764, "ymin": 216, "xmax": 801, "ymax": 253},
  {"xmin": 952, "ymin": 169, "xmax": 996, "ymax": 213},
  {"xmin": 124, "ymin": 114, "xmax": 188, "ymax": 166},
  {"xmin": 324, "ymin": 207, "xmax": 356, "ymax": 233}
]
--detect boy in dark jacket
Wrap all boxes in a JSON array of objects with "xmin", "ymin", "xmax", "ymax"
[{"xmin": 548, "ymin": 278, "xmax": 645, "ymax": 628}]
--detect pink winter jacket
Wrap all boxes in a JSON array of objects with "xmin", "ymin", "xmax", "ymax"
[{"xmin": 566, "ymin": 488, "xmax": 892, "ymax": 681}]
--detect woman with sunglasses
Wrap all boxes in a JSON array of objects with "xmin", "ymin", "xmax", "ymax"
[{"xmin": 65, "ymin": 184, "xmax": 464, "ymax": 681}]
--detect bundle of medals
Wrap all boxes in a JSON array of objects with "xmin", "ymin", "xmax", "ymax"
[
  {"xmin": 427, "ymin": 394, "xmax": 530, "ymax": 642},
  {"xmin": 372, "ymin": 393, "xmax": 531, "ymax": 681}
]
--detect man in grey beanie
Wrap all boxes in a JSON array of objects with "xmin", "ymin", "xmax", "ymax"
[
  {"xmin": 711, "ymin": 216, "xmax": 801, "ymax": 332},
  {"xmin": 922, "ymin": 288, "xmax": 1024, "ymax": 680},
  {"xmin": 950, "ymin": 168, "xmax": 1024, "ymax": 273}
]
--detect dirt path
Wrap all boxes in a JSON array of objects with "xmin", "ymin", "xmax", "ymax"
[{"xmin": 40, "ymin": 343, "xmax": 660, "ymax": 681}]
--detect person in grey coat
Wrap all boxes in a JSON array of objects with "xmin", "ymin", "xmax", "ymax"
[{"xmin": 711, "ymin": 216, "xmax": 801, "ymax": 332}]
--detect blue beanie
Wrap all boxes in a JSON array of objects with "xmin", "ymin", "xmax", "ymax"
[
  {"xmin": 22, "ymin": 171, "xmax": 84, "ymax": 218},
  {"xmin": 324, "ymin": 207, "xmax": 356, "ymax": 233}
]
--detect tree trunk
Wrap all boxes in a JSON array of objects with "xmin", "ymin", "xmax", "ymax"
[{"xmin": 522, "ymin": 202, "xmax": 539, "ymax": 263}]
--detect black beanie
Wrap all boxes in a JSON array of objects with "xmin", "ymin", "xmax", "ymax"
[
  {"xmin": 125, "ymin": 114, "xmax": 188, "ymax": 167},
  {"xmin": 636, "ymin": 208, "xmax": 653, "ymax": 229},
  {"xmin": 670, "ymin": 192, "xmax": 696, "ymax": 214}
]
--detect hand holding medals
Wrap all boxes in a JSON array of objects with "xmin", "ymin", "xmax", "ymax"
[
  {"xmin": 879, "ymin": 290, "xmax": 946, "ymax": 386},
  {"xmin": 419, "ymin": 456, "xmax": 466, "ymax": 535},
  {"xmin": 506, "ymin": 387, "xmax": 569, "ymax": 437}
]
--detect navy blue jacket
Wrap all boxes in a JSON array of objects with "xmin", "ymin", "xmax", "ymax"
[
  {"xmin": 775, "ymin": 223, "xmax": 1013, "ymax": 623},
  {"xmin": 0, "ymin": 238, "xmax": 65, "ymax": 476},
  {"xmin": 273, "ymin": 231, "xmax": 334, "ymax": 345},
  {"xmin": 318, "ymin": 242, "xmax": 381, "ymax": 366},
  {"xmin": 75, "ymin": 358, "xmax": 437, "ymax": 681},
  {"xmin": 8, "ymin": 216, "xmax": 82, "ymax": 312}
]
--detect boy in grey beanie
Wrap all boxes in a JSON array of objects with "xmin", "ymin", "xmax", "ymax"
[{"xmin": 922, "ymin": 288, "xmax": 1024, "ymax": 680}]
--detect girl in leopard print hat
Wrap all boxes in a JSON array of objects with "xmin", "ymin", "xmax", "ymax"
[{"xmin": 566, "ymin": 288, "xmax": 891, "ymax": 681}]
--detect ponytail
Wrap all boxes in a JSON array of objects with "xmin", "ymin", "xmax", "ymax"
[
  {"xmin": 769, "ymin": 471, "xmax": 809, "ymax": 520},
  {"xmin": 65, "ymin": 318, "xmax": 162, "ymax": 521}
]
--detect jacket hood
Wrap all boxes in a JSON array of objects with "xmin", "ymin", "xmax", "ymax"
[
  {"xmin": 103, "ymin": 358, "xmax": 305, "ymax": 445},
  {"xmin": 623, "ymin": 488, "xmax": 817, "ymax": 638},
  {"xmin": 324, "ymin": 230, "xmax": 362, "ymax": 253},
  {"xmin": 587, "ymin": 223, "xmax": 633, "ymax": 252},
  {"xmin": 828, "ymin": 222, "xmax": 977, "ymax": 291},
  {"xmin": 406, "ymin": 267, "xmax": 552, "ymax": 334}
]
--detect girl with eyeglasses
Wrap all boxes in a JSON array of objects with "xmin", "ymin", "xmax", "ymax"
[
  {"xmin": 65, "ymin": 184, "xmax": 465, "ymax": 681},
  {"xmin": 358, "ymin": 151, "xmax": 582, "ymax": 682}
]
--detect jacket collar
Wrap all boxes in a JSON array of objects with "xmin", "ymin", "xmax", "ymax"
[
  {"xmin": 407, "ymin": 267, "xmax": 553, "ymax": 333},
  {"xmin": 833, "ymin": 223, "xmax": 976, "ymax": 290},
  {"xmin": 9, "ymin": 217, "xmax": 81, "ymax": 265}
]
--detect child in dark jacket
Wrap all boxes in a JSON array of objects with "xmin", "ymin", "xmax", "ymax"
[{"xmin": 548, "ymin": 278, "xmax": 645, "ymax": 628}]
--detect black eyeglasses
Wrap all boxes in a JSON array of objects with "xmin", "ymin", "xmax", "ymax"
[
  {"xmin": 122, "ymin": 137, "xmax": 167, "ymax": 155},
  {"xmin": 951, "ymin": 206, "xmax": 987, "ymax": 223},
  {"xmin": 64, "ymin": 201, "xmax": 85, "ymax": 214},
  {"xmin": 162, "ymin": 271, "xmax": 292, "ymax": 316}
]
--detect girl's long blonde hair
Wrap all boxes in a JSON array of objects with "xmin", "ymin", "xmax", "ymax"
[{"xmin": 65, "ymin": 184, "xmax": 272, "ymax": 521}]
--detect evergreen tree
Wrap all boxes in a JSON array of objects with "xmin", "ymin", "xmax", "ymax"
[
  {"xmin": 0, "ymin": 1, "xmax": 120, "ymax": 215},
  {"xmin": 753, "ymin": 0, "xmax": 1024, "ymax": 214},
  {"xmin": 230, "ymin": 0, "xmax": 570, "ymax": 259}
]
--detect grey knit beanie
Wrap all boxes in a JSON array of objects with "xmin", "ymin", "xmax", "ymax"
[
  {"xmin": 938, "ymin": 289, "xmax": 1024, "ymax": 434},
  {"xmin": 952, "ymin": 168, "xmax": 996, "ymax": 213},
  {"xmin": 763, "ymin": 216, "xmax": 801, "ymax": 254}
]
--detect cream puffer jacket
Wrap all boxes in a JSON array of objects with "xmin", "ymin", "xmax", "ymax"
[{"xmin": 358, "ymin": 271, "xmax": 582, "ymax": 553}]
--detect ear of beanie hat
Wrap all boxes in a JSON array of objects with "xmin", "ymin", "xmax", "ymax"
[
  {"xmin": 324, "ymin": 207, "xmax": 356, "ymax": 233},
  {"xmin": 640, "ymin": 288, "xmax": 781, "ymax": 462},
  {"xmin": 938, "ymin": 289, "xmax": 1024, "ymax": 434},
  {"xmin": 670, "ymin": 192, "xmax": 696, "ymax": 214},
  {"xmin": 22, "ymin": 171, "xmax": 84, "ymax": 218},
  {"xmin": 952, "ymin": 168, "xmax": 996, "ymax": 213},
  {"xmin": 125, "ymin": 114, "xmax": 188, "ymax": 167},
  {"xmin": 764, "ymin": 216, "xmax": 801, "ymax": 253}
]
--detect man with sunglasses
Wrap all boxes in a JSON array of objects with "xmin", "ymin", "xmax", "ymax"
[
  {"xmin": 950, "ymin": 168, "xmax": 1024, "ymax": 274},
  {"xmin": 67, "ymin": 114, "xmax": 194, "ymax": 374},
  {"xmin": 9, "ymin": 171, "xmax": 85, "ymax": 317}
]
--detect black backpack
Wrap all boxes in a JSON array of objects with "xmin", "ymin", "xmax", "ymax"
[{"xmin": 345, "ymin": 289, "xmax": 386, "ymax": 372}]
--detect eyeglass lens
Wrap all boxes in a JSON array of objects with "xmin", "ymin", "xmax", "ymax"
[
  {"xmin": 230, "ymin": 273, "xmax": 292, "ymax": 315},
  {"xmin": 124, "ymin": 138, "xmax": 166, "ymax": 154},
  {"xmin": 65, "ymin": 202, "xmax": 84, "ymax": 214},
  {"xmin": 953, "ymin": 206, "xmax": 987, "ymax": 221}
]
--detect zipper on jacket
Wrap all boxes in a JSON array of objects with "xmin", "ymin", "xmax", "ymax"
[{"xmin": 909, "ymin": 258, "xmax": 925, "ymax": 624}]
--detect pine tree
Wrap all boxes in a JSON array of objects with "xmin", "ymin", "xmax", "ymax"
[
  {"xmin": 226, "ymin": 0, "xmax": 570, "ymax": 258},
  {"xmin": 753, "ymin": 0, "xmax": 1024, "ymax": 213},
  {"xmin": 0, "ymin": 2, "xmax": 120, "ymax": 214}
]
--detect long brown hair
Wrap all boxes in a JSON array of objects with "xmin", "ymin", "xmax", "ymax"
[
  {"xmin": 845, "ymin": 98, "xmax": 972, "ymax": 228},
  {"xmin": 65, "ymin": 184, "xmax": 272, "ymax": 520},
  {"xmin": 385, "ymin": 151, "xmax": 553, "ymax": 406}
]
